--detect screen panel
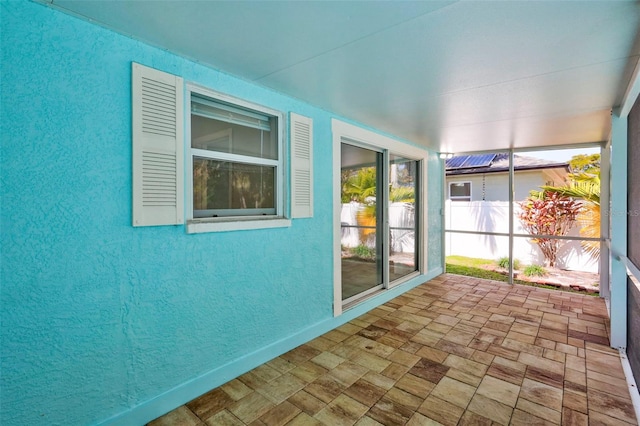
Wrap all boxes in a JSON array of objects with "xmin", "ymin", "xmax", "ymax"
[{"xmin": 627, "ymin": 93, "xmax": 640, "ymax": 386}]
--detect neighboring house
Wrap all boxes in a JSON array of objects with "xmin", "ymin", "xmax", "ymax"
[
  {"xmin": 443, "ymin": 153, "xmax": 590, "ymax": 272},
  {"xmin": 446, "ymin": 153, "xmax": 569, "ymax": 201}
]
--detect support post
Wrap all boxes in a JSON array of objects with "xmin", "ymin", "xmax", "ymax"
[
  {"xmin": 610, "ymin": 114, "xmax": 628, "ymax": 349},
  {"xmin": 508, "ymin": 150, "xmax": 515, "ymax": 284},
  {"xmin": 600, "ymin": 142, "xmax": 611, "ymax": 299}
]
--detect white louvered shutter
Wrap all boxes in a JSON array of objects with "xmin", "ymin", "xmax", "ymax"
[
  {"xmin": 290, "ymin": 113, "xmax": 313, "ymax": 218},
  {"xmin": 132, "ymin": 63, "xmax": 184, "ymax": 226}
]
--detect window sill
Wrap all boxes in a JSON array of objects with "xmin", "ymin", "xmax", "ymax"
[{"xmin": 186, "ymin": 217, "xmax": 291, "ymax": 234}]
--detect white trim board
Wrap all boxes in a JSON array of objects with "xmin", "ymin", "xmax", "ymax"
[
  {"xmin": 618, "ymin": 349, "xmax": 640, "ymax": 423},
  {"xmin": 331, "ymin": 119, "xmax": 427, "ymax": 160}
]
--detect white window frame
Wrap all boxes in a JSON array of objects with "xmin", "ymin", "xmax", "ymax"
[
  {"xmin": 449, "ymin": 181, "xmax": 471, "ymax": 201},
  {"xmin": 186, "ymin": 83, "xmax": 290, "ymax": 233}
]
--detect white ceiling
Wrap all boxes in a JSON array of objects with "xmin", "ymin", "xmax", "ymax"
[{"xmin": 49, "ymin": 0, "xmax": 640, "ymax": 153}]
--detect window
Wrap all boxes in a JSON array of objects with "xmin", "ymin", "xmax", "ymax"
[
  {"xmin": 189, "ymin": 93, "xmax": 281, "ymax": 219},
  {"xmin": 449, "ymin": 182, "xmax": 471, "ymax": 201},
  {"xmin": 132, "ymin": 63, "xmax": 312, "ymax": 231}
]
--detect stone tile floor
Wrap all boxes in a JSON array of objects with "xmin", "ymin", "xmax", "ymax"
[{"xmin": 148, "ymin": 274, "xmax": 638, "ymax": 426}]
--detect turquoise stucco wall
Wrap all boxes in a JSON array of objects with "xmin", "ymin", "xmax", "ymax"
[{"xmin": 0, "ymin": 2, "xmax": 443, "ymax": 425}]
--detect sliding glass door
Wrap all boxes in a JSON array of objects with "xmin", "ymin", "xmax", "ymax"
[
  {"xmin": 340, "ymin": 144, "xmax": 384, "ymax": 301},
  {"xmin": 340, "ymin": 143, "xmax": 420, "ymax": 304},
  {"xmin": 389, "ymin": 155, "xmax": 419, "ymax": 281}
]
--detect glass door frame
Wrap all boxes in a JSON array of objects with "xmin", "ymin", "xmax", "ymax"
[
  {"xmin": 332, "ymin": 119, "xmax": 428, "ymax": 316},
  {"xmin": 340, "ymin": 140, "xmax": 386, "ymax": 305}
]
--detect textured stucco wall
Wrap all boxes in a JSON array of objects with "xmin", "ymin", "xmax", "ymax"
[{"xmin": 0, "ymin": 2, "xmax": 442, "ymax": 425}]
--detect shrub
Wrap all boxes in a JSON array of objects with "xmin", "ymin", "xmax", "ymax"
[
  {"xmin": 518, "ymin": 191, "xmax": 580, "ymax": 267},
  {"xmin": 350, "ymin": 244, "xmax": 376, "ymax": 260},
  {"xmin": 524, "ymin": 264, "xmax": 547, "ymax": 277},
  {"xmin": 497, "ymin": 257, "xmax": 520, "ymax": 270}
]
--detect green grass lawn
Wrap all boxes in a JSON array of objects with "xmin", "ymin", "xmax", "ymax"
[
  {"xmin": 445, "ymin": 255, "xmax": 597, "ymax": 294},
  {"xmin": 445, "ymin": 255, "xmax": 530, "ymax": 285},
  {"xmin": 446, "ymin": 255, "xmax": 495, "ymax": 268}
]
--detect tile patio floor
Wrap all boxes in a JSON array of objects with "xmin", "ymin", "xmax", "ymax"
[{"xmin": 148, "ymin": 274, "xmax": 638, "ymax": 426}]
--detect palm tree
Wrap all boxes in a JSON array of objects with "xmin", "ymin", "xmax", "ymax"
[
  {"xmin": 390, "ymin": 186, "xmax": 415, "ymax": 203},
  {"xmin": 342, "ymin": 167, "xmax": 415, "ymax": 244},
  {"xmin": 342, "ymin": 168, "xmax": 416, "ymax": 204},
  {"xmin": 537, "ymin": 171, "xmax": 600, "ymax": 260},
  {"xmin": 342, "ymin": 168, "xmax": 378, "ymax": 242},
  {"xmin": 342, "ymin": 167, "xmax": 377, "ymax": 203}
]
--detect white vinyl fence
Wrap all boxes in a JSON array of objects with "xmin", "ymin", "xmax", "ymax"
[
  {"xmin": 341, "ymin": 202, "xmax": 415, "ymax": 253},
  {"xmin": 445, "ymin": 201, "xmax": 598, "ymax": 273},
  {"xmin": 341, "ymin": 201, "xmax": 598, "ymax": 272}
]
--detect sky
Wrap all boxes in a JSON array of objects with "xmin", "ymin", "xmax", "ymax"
[{"xmin": 520, "ymin": 147, "xmax": 600, "ymax": 162}]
